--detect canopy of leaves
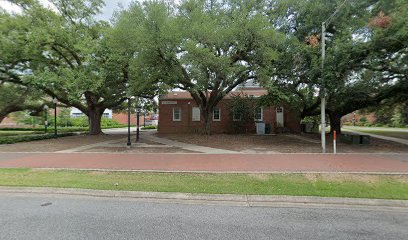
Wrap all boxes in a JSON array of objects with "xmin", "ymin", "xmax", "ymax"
[{"xmin": 263, "ymin": 0, "xmax": 408, "ymax": 123}]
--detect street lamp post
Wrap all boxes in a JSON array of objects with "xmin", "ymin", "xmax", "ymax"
[
  {"xmin": 52, "ymin": 98, "xmax": 58, "ymax": 136},
  {"xmin": 136, "ymin": 106, "xmax": 141, "ymax": 142},
  {"xmin": 43, "ymin": 105, "xmax": 49, "ymax": 134},
  {"xmin": 127, "ymin": 98, "xmax": 132, "ymax": 147},
  {"xmin": 320, "ymin": 0, "xmax": 348, "ymax": 153},
  {"xmin": 143, "ymin": 111, "xmax": 146, "ymax": 128}
]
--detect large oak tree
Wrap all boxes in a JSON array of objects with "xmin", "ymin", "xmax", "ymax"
[
  {"xmin": 1, "ymin": 0, "xmax": 139, "ymax": 134},
  {"xmin": 263, "ymin": 0, "xmax": 408, "ymax": 134},
  {"xmin": 116, "ymin": 0, "xmax": 283, "ymax": 134}
]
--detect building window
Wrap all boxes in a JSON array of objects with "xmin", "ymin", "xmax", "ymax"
[
  {"xmin": 233, "ymin": 109, "xmax": 242, "ymax": 121},
  {"xmin": 173, "ymin": 107, "xmax": 181, "ymax": 121},
  {"xmin": 102, "ymin": 113, "xmax": 110, "ymax": 118},
  {"xmin": 254, "ymin": 107, "xmax": 263, "ymax": 121},
  {"xmin": 213, "ymin": 108, "xmax": 221, "ymax": 121},
  {"xmin": 192, "ymin": 107, "xmax": 200, "ymax": 121}
]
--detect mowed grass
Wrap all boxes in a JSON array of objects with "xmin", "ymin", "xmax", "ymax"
[{"xmin": 1, "ymin": 169, "xmax": 408, "ymax": 200}]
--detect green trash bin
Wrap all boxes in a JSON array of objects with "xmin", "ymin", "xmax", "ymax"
[
  {"xmin": 265, "ymin": 123, "xmax": 271, "ymax": 134},
  {"xmin": 360, "ymin": 135, "xmax": 370, "ymax": 144}
]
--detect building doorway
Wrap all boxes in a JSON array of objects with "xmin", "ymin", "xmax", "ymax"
[{"xmin": 276, "ymin": 107, "xmax": 284, "ymax": 127}]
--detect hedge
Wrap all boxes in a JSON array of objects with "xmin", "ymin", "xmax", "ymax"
[
  {"xmin": 0, "ymin": 125, "xmax": 128, "ymax": 132},
  {"xmin": 141, "ymin": 125, "xmax": 157, "ymax": 130},
  {"xmin": 0, "ymin": 133, "xmax": 76, "ymax": 145}
]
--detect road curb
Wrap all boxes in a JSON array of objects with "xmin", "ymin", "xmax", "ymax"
[{"xmin": 1, "ymin": 187, "xmax": 407, "ymax": 208}]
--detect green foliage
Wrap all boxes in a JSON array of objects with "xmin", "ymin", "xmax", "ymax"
[
  {"xmin": 0, "ymin": 83, "xmax": 44, "ymax": 122},
  {"xmin": 0, "ymin": 0, "xmax": 149, "ymax": 134},
  {"xmin": 115, "ymin": 0, "xmax": 284, "ymax": 134},
  {"xmin": 0, "ymin": 128, "xmax": 44, "ymax": 132},
  {"xmin": 369, "ymin": 100, "xmax": 408, "ymax": 127},
  {"xmin": 263, "ymin": 0, "xmax": 408, "ymax": 132},
  {"xmin": 59, "ymin": 117, "xmax": 124, "ymax": 128},
  {"xmin": 391, "ymin": 104, "xmax": 408, "ymax": 127},
  {"xmin": 0, "ymin": 133, "xmax": 75, "ymax": 145},
  {"xmin": 141, "ymin": 125, "xmax": 157, "ymax": 130},
  {"xmin": 228, "ymin": 95, "xmax": 258, "ymax": 133},
  {"xmin": 2, "ymin": 0, "xmax": 407, "ymax": 135}
]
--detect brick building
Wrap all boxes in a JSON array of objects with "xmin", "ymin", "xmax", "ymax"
[
  {"xmin": 158, "ymin": 89, "xmax": 301, "ymax": 134},
  {"xmin": 112, "ymin": 112, "xmax": 158, "ymax": 126}
]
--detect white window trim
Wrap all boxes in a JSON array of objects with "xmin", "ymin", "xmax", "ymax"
[
  {"xmin": 254, "ymin": 107, "xmax": 263, "ymax": 121},
  {"xmin": 192, "ymin": 107, "xmax": 200, "ymax": 121},
  {"xmin": 212, "ymin": 108, "xmax": 221, "ymax": 121},
  {"xmin": 173, "ymin": 107, "xmax": 181, "ymax": 121}
]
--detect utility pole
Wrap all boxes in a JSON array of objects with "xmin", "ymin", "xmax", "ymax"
[
  {"xmin": 320, "ymin": 0, "xmax": 348, "ymax": 153},
  {"xmin": 321, "ymin": 22, "xmax": 326, "ymax": 153}
]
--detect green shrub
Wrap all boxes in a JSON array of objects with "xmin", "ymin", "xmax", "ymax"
[
  {"xmin": 359, "ymin": 116, "xmax": 367, "ymax": 123},
  {"xmin": 68, "ymin": 117, "xmax": 125, "ymax": 128},
  {"xmin": 0, "ymin": 128, "xmax": 44, "ymax": 131},
  {"xmin": 101, "ymin": 118, "xmax": 124, "ymax": 127},
  {"xmin": 0, "ymin": 127, "xmax": 89, "ymax": 133},
  {"xmin": 68, "ymin": 117, "xmax": 89, "ymax": 127},
  {"xmin": 141, "ymin": 125, "xmax": 157, "ymax": 130},
  {"xmin": 0, "ymin": 133, "xmax": 76, "ymax": 145}
]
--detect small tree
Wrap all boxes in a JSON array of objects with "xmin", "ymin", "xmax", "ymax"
[{"xmin": 228, "ymin": 95, "xmax": 257, "ymax": 134}]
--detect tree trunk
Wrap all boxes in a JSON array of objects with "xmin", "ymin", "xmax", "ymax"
[
  {"xmin": 201, "ymin": 107, "xmax": 213, "ymax": 135},
  {"xmin": 0, "ymin": 114, "xmax": 6, "ymax": 124},
  {"xmin": 88, "ymin": 109, "xmax": 103, "ymax": 135},
  {"xmin": 329, "ymin": 113, "xmax": 342, "ymax": 135}
]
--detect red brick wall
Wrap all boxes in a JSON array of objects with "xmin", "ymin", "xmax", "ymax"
[
  {"xmin": 158, "ymin": 99, "xmax": 301, "ymax": 134},
  {"xmin": 112, "ymin": 112, "xmax": 147, "ymax": 125},
  {"xmin": 342, "ymin": 112, "xmax": 377, "ymax": 124},
  {"xmin": 0, "ymin": 116, "xmax": 17, "ymax": 126}
]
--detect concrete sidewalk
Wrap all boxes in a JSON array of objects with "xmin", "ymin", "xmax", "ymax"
[
  {"xmin": 343, "ymin": 127, "xmax": 408, "ymax": 146},
  {"xmin": 144, "ymin": 134, "xmax": 240, "ymax": 154},
  {"xmin": 104, "ymin": 128, "xmax": 240, "ymax": 154},
  {"xmin": 0, "ymin": 152, "xmax": 407, "ymax": 173}
]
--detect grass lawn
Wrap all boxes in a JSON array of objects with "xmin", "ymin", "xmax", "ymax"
[{"xmin": 1, "ymin": 169, "xmax": 408, "ymax": 200}]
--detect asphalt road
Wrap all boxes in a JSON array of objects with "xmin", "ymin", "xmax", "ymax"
[{"xmin": 0, "ymin": 194, "xmax": 407, "ymax": 240}]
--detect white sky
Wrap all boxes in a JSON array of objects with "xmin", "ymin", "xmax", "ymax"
[{"xmin": 0, "ymin": 0, "xmax": 133, "ymax": 21}]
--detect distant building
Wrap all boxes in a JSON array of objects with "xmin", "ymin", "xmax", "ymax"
[
  {"xmin": 158, "ymin": 84, "xmax": 301, "ymax": 134},
  {"xmin": 70, "ymin": 108, "xmax": 112, "ymax": 119}
]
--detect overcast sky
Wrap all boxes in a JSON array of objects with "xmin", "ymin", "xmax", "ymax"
[
  {"xmin": 98, "ymin": 0, "xmax": 133, "ymax": 20},
  {"xmin": 0, "ymin": 0, "xmax": 134, "ymax": 21}
]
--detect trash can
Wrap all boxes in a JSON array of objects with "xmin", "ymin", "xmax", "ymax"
[
  {"xmin": 265, "ymin": 123, "xmax": 271, "ymax": 134},
  {"xmin": 256, "ymin": 122, "xmax": 265, "ymax": 135},
  {"xmin": 305, "ymin": 123, "xmax": 314, "ymax": 133},
  {"xmin": 360, "ymin": 135, "xmax": 370, "ymax": 144}
]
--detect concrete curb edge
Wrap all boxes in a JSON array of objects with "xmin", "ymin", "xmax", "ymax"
[{"xmin": 1, "ymin": 187, "xmax": 407, "ymax": 208}]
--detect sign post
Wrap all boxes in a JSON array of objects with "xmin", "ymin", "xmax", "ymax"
[{"xmin": 333, "ymin": 130, "xmax": 337, "ymax": 154}]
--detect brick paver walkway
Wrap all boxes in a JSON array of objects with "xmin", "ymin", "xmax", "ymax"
[{"xmin": 0, "ymin": 153, "xmax": 407, "ymax": 173}]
